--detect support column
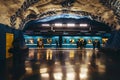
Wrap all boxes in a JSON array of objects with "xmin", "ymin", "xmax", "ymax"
[{"xmin": 59, "ymin": 36, "xmax": 62, "ymax": 48}]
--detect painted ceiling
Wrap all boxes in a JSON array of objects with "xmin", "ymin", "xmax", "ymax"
[{"xmin": 0, "ymin": 0, "xmax": 120, "ymax": 29}]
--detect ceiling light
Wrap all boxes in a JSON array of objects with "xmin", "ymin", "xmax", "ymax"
[
  {"xmin": 80, "ymin": 24, "xmax": 88, "ymax": 27},
  {"xmin": 55, "ymin": 23, "xmax": 62, "ymax": 26},
  {"xmin": 42, "ymin": 24, "xmax": 50, "ymax": 26},
  {"xmin": 67, "ymin": 23, "xmax": 75, "ymax": 27}
]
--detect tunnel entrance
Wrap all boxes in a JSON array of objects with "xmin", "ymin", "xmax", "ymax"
[{"xmin": 23, "ymin": 14, "xmax": 111, "ymax": 48}]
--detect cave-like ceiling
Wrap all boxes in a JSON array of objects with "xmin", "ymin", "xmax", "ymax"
[{"xmin": 0, "ymin": 0, "xmax": 120, "ymax": 29}]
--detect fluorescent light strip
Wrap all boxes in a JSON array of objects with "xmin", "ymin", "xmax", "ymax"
[
  {"xmin": 42, "ymin": 24, "xmax": 50, "ymax": 26},
  {"xmin": 80, "ymin": 24, "xmax": 88, "ymax": 27},
  {"xmin": 67, "ymin": 23, "xmax": 75, "ymax": 27},
  {"xmin": 55, "ymin": 23, "xmax": 62, "ymax": 26}
]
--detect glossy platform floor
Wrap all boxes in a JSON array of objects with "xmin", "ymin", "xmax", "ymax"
[{"xmin": 1, "ymin": 48, "xmax": 120, "ymax": 80}]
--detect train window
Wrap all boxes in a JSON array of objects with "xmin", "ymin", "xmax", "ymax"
[
  {"xmin": 79, "ymin": 38, "xmax": 84, "ymax": 41},
  {"xmin": 29, "ymin": 38, "xmax": 34, "ymax": 44},
  {"xmin": 25, "ymin": 39, "xmax": 28, "ymax": 44},
  {"xmin": 87, "ymin": 39, "xmax": 92, "ymax": 44},
  {"xmin": 102, "ymin": 38, "xmax": 108, "ymax": 44},
  {"xmin": 69, "ymin": 39, "xmax": 74, "ymax": 44},
  {"xmin": 47, "ymin": 38, "xmax": 52, "ymax": 44},
  {"xmin": 64, "ymin": 39, "xmax": 67, "ymax": 43},
  {"xmin": 37, "ymin": 38, "xmax": 43, "ymax": 42}
]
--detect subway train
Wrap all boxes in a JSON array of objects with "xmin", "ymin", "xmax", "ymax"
[{"xmin": 24, "ymin": 35, "xmax": 110, "ymax": 48}]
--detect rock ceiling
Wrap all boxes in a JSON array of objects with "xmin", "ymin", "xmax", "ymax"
[{"xmin": 0, "ymin": 0, "xmax": 120, "ymax": 29}]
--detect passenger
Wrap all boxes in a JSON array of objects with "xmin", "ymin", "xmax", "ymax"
[
  {"xmin": 93, "ymin": 40, "xmax": 96, "ymax": 49},
  {"xmin": 11, "ymin": 38, "xmax": 28, "ymax": 66},
  {"xmin": 12, "ymin": 38, "xmax": 21, "ymax": 49},
  {"xmin": 55, "ymin": 40, "xmax": 59, "ymax": 48},
  {"xmin": 76, "ymin": 39, "xmax": 79, "ymax": 48},
  {"xmin": 37, "ymin": 39, "xmax": 43, "ymax": 48},
  {"xmin": 78, "ymin": 39, "xmax": 81, "ymax": 48},
  {"xmin": 97, "ymin": 40, "xmax": 100, "ymax": 49},
  {"xmin": 79, "ymin": 40, "xmax": 83, "ymax": 49},
  {"xmin": 83, "ymin": 39, "xmax": 87, "ymax": 48}
]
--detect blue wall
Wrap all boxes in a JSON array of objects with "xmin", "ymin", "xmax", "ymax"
[
  {"xmin": 0, "ymin": 24, "xmax": 14, "ymax": 60},
  {"xmin": 62, "ymin": 36, "xmax": 102, "ymax": 48},
  {"xmin": 0, "ymin": 24, "xmax": 26, "ymax": 60},
  {"xmin": 24, "ymin": 35, "xmax": 102, "ymax": 48},
  {"xmin": 24, "ymin": 35, "xmax": 59, "ymax": 48}
]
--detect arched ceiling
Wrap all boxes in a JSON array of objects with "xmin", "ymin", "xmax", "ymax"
[{"xmin": 0, "ymin": 0, "xmax": 120, "ymax": 29}]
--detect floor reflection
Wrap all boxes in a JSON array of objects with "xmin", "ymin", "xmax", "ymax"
[
  {"xmin": 46, "ymin": 49, "xmax": 53, "ymax": 60},
  {"xmin": 21, "ymin": 49, "xmax": 107, "ymax": 80},
  {"xmin": 6, "ymin": 48, "xmax": 119, "ymax": 80}
]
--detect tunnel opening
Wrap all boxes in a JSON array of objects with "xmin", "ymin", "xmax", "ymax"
[{"xmin": 23, "ymin": 14, "xmax": 112, "ymax": 48}]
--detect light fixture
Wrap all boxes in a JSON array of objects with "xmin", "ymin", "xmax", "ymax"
[
  {"xmin": 42, "ymin": 24, "xmax": 50, "ymax": 26},
  {"xmin": 80, "ymin": 24, "xmax": 88, "ymax": 27},
  {"xmin": 67, "ymin": 23, "xmax": 75, "ymax": 27},
  {"xmin": 54, "ymin": 23, "xmax": 62, "ymax": 27}
]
